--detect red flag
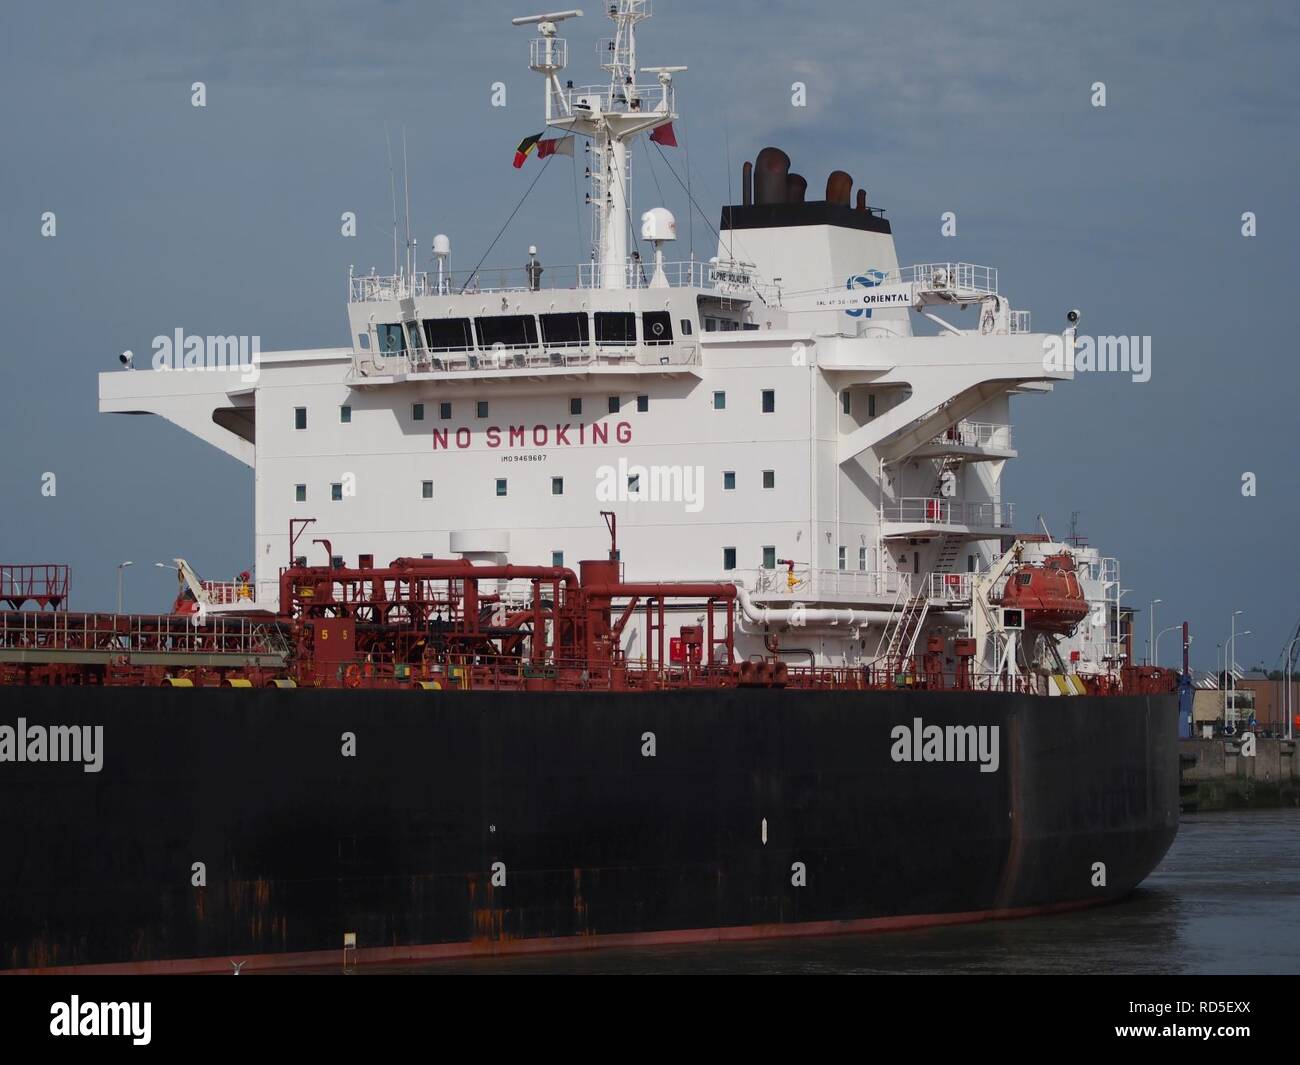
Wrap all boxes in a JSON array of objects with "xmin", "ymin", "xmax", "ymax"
[
  {"xmin": 513, "ymin": 132, "xmax": 543, "ymax": 168},
  {"xmin": 649, "ymin": 122, "xmax": 677, "ymax": 148}
]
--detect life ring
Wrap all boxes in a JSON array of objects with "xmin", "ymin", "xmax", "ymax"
[{"xmin": 343, "ymin": 664, "xmax": 362, "ymax": 689}]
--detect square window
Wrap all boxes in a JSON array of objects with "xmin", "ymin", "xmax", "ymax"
[
  {"xmin": 294, "ymin": 484, "xmax": 306, "ymax": 502},
  {"xmin": 331, "ymin": 483, "xmax": 343, "ymax": 501},
  {"xmin": 608, "ymin": 395, "xmax": 620, "ymax": 414},
  {"xmin": 723, "ymin": 471, "xmax": 736, "ymax": 491},
  {"xmin": 439, "ymin": 401, "xmax": 452, "ymax": 420},
  {"xmin": 495, "ymin": 478, "xmax": 507, "ymax": 497},
  {"xmin": 636, "ymin": 394, "xmax": 649, "ymax": 412},
  {"xmin": 722, "ymin": 547, "xmax": 737, "ymax": 571},
  {"xmin": 713, "ymin": 391, "xmax": 726, "ymax": 410},
  {"xmin": 413, "ymin": 402, "xmax": 425, "ymax": 421},
  {"xmin": 762, "ymin": 470, "xmax": 775, "ymax": 489},
  {"xmin": 841, "ymin": 390, "xmax": 851, "ymax": 415},
  {"xmin": 570, "ymin": 397, "xmax": 582, "ymax": 416},
  {"xmin": 762, "ymin": 546, "xmax": 776, "ymax": 569},
  {"xmin": 294, "ymin": 407, "xmax": 307, "ymax": 430},
  {"xmin": 477, "ymin": 400, "xmax": 489, "ymax": 419},
  {"xmin": 340, "ymin": 405, "xmax": 352, "ymax": 423},
  {"xmin": 551, "ymin": 551, "xmax": 564, "ymax": 567},
  {"xmin": 422, "ymin": 481, "xmax": 433, "ymax": 499},
  {"xmin": 552, "ymin": 477, "xmax": 564, "ymax": 495},
  {"xmin": 761, "ymin": 389, "xmax": 775, "ymax": 413}
]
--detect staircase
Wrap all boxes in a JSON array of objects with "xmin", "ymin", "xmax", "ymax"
[{"xmin": 881, "ymin": 594, "xmax": 930, "ymax": 675}]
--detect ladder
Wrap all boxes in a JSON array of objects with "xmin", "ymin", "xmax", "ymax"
[{"xmin": 881, "ymin": 594, "xmax": 930, "ymax": 675}]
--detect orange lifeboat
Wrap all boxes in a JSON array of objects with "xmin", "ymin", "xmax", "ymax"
[{"xmin": 998, "ymin": 552, "xmax": 1089, "ymax": 634}]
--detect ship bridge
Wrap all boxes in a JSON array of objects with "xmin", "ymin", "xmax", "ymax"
[{"xmin": 344, "ymin": 258, "xmax": 773, "ymax": 386}]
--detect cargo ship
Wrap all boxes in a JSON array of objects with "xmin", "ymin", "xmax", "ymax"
[{"xmin": 0, "ymin": 2, "xmax": 1179, "ymax": 973}]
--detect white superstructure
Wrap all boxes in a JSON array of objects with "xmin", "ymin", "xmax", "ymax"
[{"xmin": 98, "ymin": 3, "xmax": 1132, "ymax": 683}]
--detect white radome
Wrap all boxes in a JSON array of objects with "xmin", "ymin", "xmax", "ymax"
[{"xmin": 640, "ymin": 207, "xmax": 676, "ymax": 243}]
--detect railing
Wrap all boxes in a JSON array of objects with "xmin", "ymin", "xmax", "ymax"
[
  {"xmin": 927, "ymin": 572, "xmax": 975, "ymax": 601},
  {"xmin": 0, "ymin": 564, "xmax": 69, "ymax": 609},
  {"xmin": 0, "ymin": 611, "xmax": 285, "ymax": 656},
  {"xmin": 743, "ymin": 567, "xmax": 911, "ymax": 601},
  {"xmin": 883, "ymin": 498, "xmax": 1016, "ymax": 529},
  {"xmin": 930, "ymin": 421, "xmax": 1013, "ymax": 451},
  {"xmin": 900, "ymin": 262, "xmax": 998, "ymax": 297},
  {"xmin": 349, "ymin": 260, "xmax": 759, "ymax": 302},
  {"xmin": 355, "ymin": 342, "xmax": 700, "ymax": 377}
]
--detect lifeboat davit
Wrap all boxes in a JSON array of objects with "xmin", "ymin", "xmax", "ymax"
[{"xmin": 998, "ymin": 552, "xmax": 1089, "ymax": 634}]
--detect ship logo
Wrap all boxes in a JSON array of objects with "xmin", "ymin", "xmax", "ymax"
[{"xmin": 845, "ymin": 269, "xmax": 887, "ymax": 318}]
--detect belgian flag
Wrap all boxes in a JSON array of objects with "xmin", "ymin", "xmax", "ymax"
[{"xmin": 513, "ymin": 132, "xmax": 544, "ymax": 169}]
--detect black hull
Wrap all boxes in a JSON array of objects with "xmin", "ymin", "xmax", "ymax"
[{"xmin": 0, "ymin": 688, "xmax": 1179, "ymax": 971}]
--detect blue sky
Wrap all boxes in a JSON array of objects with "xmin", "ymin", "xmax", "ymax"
[{"xmin": 2, "ymin": 0, "xmax": 1298, "ymax": 671}]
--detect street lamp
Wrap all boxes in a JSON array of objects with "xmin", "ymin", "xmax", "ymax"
[
  {"xmin": 116, "ymin": 561, "xmax": 133, "ymax": 614},
  {"xmin": 1148, "ymin": 599, "xmax": 1162, "ymax": 666},
  {"xmin": 1154, "ymin": 624, "xmax": 1180, "ymax": 669},
  {"xmin": 1226, "ymin": 613, "xmax": 1248, "ymax": 730},
  {"xmin": 1285, "ymin": 634, "xmax": 1300, "ymax": 742}
]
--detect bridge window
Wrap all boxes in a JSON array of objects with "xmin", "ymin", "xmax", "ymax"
[
  {"xmin": 594, "ymin": 311, "xmax": 636, "ymax": 346},
  {"xmin": 475, "ymin": 315, "xmax": 538, "ymax": 349},
  {"xmin": 423, "ymin": 317, "xmax": 474, "ymax": 352},
  {"xmin": 541, "ymin": 312, "xmax": 589, "ymax": 348},
  {"xmin": 294, "ymin": 407, "xmax": 307, "ymax": 430},
  {"xmin": 680, "ymin": 318, "xmax": 694, "ymax": 336},
  {"xmin": 377, "ymin": 324, "xmax": 406, "ymax": 353},
  {"xmin": 642, "ymin": 311, "xmax": 673, "ymax": 345}
]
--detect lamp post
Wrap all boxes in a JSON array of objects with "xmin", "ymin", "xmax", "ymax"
[
  {"xmin": 1226, "ymin": 612, "xmax": 1247, "ymax": 730},
  {"xmin": 1154, "ymin": 625, "xmax": 1179, "ymax": 669},
  {"xmin": 1148, "ymin": 599, "xmax": 1162, "ymax": 666},
  {"xmin": 116, "ymin": 561, "xmax": 133, "ymax": 614},
  {"xmin": 1285, "ymin": 634, "xmax": 1300, "ymax": 742}
]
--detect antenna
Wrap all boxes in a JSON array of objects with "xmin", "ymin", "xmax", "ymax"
[
  {"xmin": 511, "ymin": 10, "xmax": 584, "ymax": 28},
  {"xmin": 402, "ymin": 126, "xmax": 413, "ymax": 280},
  {"xmin": 384, "ymin": 125, "xmax": 398, "ymax": 277}
]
